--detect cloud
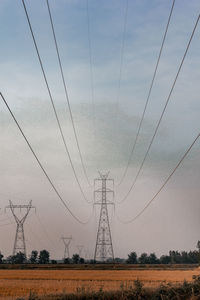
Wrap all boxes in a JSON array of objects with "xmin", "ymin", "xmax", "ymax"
[{"xmin": 0, "ymin": 0, "xmax": 200, "ymax": 258}]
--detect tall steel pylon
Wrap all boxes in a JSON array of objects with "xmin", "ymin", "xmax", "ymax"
[
  {"xmin": 84, "ymin": 249, "xmax": 90, "ymax": 260},
  {"xmin": 77, "ymin": 245, "xmax": 84, "ymax": 257},
  {"xmin": 61, "ymin": 236, "xmax": 72, "ymax": 259},
  {"xmin": 94, "ymin": 172, "xmax": 114, "ymax": 262},
  {"xmin": 6, "ymin": 200, "xmax": 35, "ymax": 256}
]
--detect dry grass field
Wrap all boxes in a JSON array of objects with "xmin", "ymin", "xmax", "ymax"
[{"xmin": 0, "ymin": 268, "xmax": 200, "ymax": 299}]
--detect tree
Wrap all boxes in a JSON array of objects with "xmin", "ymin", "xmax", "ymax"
[
  {"xmin": 138, "ymin": 253, "xmax": 149, "ymax": 264},
  {"xmin": 64, "ymin": 258, "xmax": 70, "ymax": 264},
  {"xmin": 15, "ymin": 252, "xmax": 26, "ymax": 263},
  {"xmin": 80, "ymin": 257, "xmax": 85, "ymax": 264},
  {"xmin": 181, "ymin": 251, "xmax": 189, "ymax": 264},
  {"xmin": 114, "ymin": 257, "xmax": 125, "ymax": 263},
  {"xmin": 148, "ymin": 253, "xmax": 159, "ymax": 264},
  {"xmin": 196, "ymin": 241, "xmax": 200, "ymax": 263},
  {"xmin": 39, "ymin": 250, "xmax": 49, "ymax": 264},
  {"xmin": 7, "ymin": 252, "xmax": 26, "ymax": 264},
  {"xmin": 169, "ymin": 251, "xmax": 175, "ymax": 264},
  {"xmin": 188, "ymin": 250, "xmax": 199, "ymax": 263},
  {"xmin": 169, "ymin": 251, "xmax": 182, "ymax": 264},
  {"xmin": 160, "ymin": 255, "xmax": 171, "ymax": 264},
  {"xmin": 197, "ymin": 241, "xmax": 200, "ymax": 251},
  {"xmin": 89, "ymin": 259, "xmax": 96, "ymax": 264},
  {"xmin": 0, "ymin": 252, "xmax": 3, "ymax": 264},
  {"xmin": 127, "ymin": 252, "xmax": 137, "ymax": 264},
  {"xmin": 72, "ymin": 254, "xmax": 80, "ymax": 264},
  {"xmin": 51, "ymin": 260, "xmax": 57, "ymax": 264},
  {"xmin": 30, "ymin": 250, "xmax": 38, "ymax": 264}
]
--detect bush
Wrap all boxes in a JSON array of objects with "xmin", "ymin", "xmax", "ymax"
[{"xmin": 15, "ymin": 275, "xmax": 200, "ymax": 299}]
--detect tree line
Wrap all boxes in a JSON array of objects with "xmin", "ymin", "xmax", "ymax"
[
  {"xmin": 0, "ymin": 250, "xmax": 87, "ymax": 264},
  {"xmin": 0, "ymin": 250, "xmax": 50, "ymax": 264},
  {"xmin": 126, "ymin": 241, "xmax": 200, "ymax": 264},
  {"xmin": 126, "ymin": 250, "xmax": 199, "ymax": 264},
  {"xmin": 0, "ymin": 241, "xmax": 199, "ymax": 264}
]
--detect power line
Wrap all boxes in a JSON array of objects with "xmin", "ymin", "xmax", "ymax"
[
  {"xmin": 113, "ymin": 0, "xmax": 129, "ymax": 170},
  {"xmin": 0, "ymin": 222, "xmax": 15, "ymax": 227},
  {"xmin": 26, "ymin": 222, "xmax": 48, "ymax": 250},
  {"xmin": 117, "ymin": 14, "xmax": 200, "ymax": 203},
  {"xmin": 26, "ymin": 239, "xmax": 36, "ymax": 252},
  {"xmin": 0, "ymin": 92, "xmax": 93, "ymax": 225},
  {"xmin": 0, "ymin": 214, "xmax": 15, "ymax": 227},
  {"xmin": 115, "ymin": 0, "xmax": 129, "ymax": 122},
  {"xmin": 35, "ymin": 213, "xmax": 57, "ymax": 249},
  {"xmin": 27, "ymin": 213, "xmax": 56, "ymax": 251},
  {"xmin": 46, "ymin": 0, "xmax": 92, "ymax": 187},
  {"xmin": 0, "ymin": 192, "xmax": 30, "ymax": 202},
  {"xmin": 21, "ymin": 0, "xmax": 92, "ymax": 204},
  {"xmin": 117, "ymin": 0, "xmax": 176, "ymax": 187},
  {"xmin": 117, "ymin": 132, "xmax": 200, "ymax": 224},
  {"xmin": 0, "ymin": 217, "xmax": 12, "ymax": 222},
  {"xmin": 86, "ymin": 0, "xmax": 96, "ymax": 145}
]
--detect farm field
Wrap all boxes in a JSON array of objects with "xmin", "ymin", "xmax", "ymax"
[{"xmin": 0, "ymin": 268, "xmax": 200, "ymax": 299}]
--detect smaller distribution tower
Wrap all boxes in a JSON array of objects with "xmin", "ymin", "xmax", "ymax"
[
  {"xmin": 61, "ymin": 236, "xmax": 72, "ymax": 259},
  {"xmin": 6, "ymin": 200, "xmax": 35, "ymax": 256},
  {"xmin": 77, "ymin": 245, "xmax": 84, "ymax": 257}
]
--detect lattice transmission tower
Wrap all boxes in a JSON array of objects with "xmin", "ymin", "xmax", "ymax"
[
  {"xmin": 94, "ymin": 172, "xmax": 114, "ymax": 262},
  {"xmin": 6, "ymin": 200, "xmax": 35, "ymax": 256},
  {"xmin": 84, "ymin": 249, "xmax": 90, "ymax": 260},
  {"xmin": 61, "ymin": 236, "xmax": 72, "ymax": 259},
  {"xmin": 77, "ymin": 245, "xmax": 84, "ymax": 257}
]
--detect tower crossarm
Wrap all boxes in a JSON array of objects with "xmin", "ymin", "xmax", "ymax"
[{"xmin": 6, "ymin": 200, "xmax": 36, "ymax": 256}]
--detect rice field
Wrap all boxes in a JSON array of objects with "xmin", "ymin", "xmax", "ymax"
[{"xmin": 0, "ymin": 268, "xmax": 199, "ymax": 299}]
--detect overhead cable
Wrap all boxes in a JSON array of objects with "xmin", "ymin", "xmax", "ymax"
[
  {"xmin": 117, "ymin": 14, "xmax": 200, "ymax": 203},
  {"xmin": 0, "ymin": 222, "xmax": 15, "ymax": 227},
  {"xmin": 46, "ymin": 0, "xmax": 92, "ymax": 187},
  {"xmin": 21, "ymin": 0, "xmax": 92, "ymax": 204},
  {"xmin": 86, "ymin": 0, "xmax": 96, "ymax": 143},
  {"xmin": 35, "ymin": 213, "xmax": 57, "ymax": 248},
  {"xmin": 117, "ymin": 0, "xmax": 176, "ymax": 186},
  {"xmin": 115, "ymin": 0, "xmax": 129, "ymax": 121},
  {"xmin": 0, "ymin": 92, "xmax": 93, "ymax": 225},
  {"xmin": 26, "ymin": 222, "xmax": 48, "ymax": 249},
  {"xmin": 117, "ymin": 132, "xmax": 200, "ymax": 224}
]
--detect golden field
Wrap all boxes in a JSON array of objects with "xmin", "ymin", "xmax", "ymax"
[{"xmin": 0, "ymin": 268, "xmax": 199, "ymax": 299}]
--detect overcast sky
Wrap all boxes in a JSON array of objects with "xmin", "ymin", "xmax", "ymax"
[{"xmin": 0, "ymin": 0, "xmax": 200, "ymax": 259}]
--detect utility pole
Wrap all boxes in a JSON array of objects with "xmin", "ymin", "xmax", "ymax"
[
  {"xmin": 6, "ymin": 200, "xmax": 35, "ymax": 256},
  {"xmin": 94, "ymin": 172, "xmax": 114, "ymax": 262},
  {"xmin": 77, "ymin": 245, "xmax": 84, "ymax": 257},
  {"xmin": 61, "ymin": 236, "xmax": 72, "ymax": 259}
]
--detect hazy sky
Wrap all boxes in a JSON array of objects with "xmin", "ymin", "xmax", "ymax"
[{"xmin": 0, "ymin": 0, "xmax": 200, "ymax": 259}]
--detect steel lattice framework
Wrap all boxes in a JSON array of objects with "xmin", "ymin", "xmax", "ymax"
[
  {"xmin": 77, "ymin": 245, "xmax": 84, "ymax": 257},
  {"xmin": 94, "ymin": 172, "xmax": 114, "ymax": 262},
  {"xmin": 6, "ymin": 200, "xmax": 35, "ymax": 256},
  {"xmin": 61, "ymin": 236, "xmax": 72, "ymax": 259}
]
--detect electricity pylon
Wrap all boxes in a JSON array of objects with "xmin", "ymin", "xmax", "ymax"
[
  {"xmin": 61, "ymin": 236, "xmax": 72, "ymax": 259},
  {"xmin": 84, "ymin": 249, "xmax": 90, "ymax": 260},
  {"xmin": 94, "ymin": 172, "xmax": 114, "ymax": 262},
  {"xmin": 6, "ymin": 200, "xmax": 35, "ymax": 256},
  {"xmin": 77, "ymin": 245, "xmax": 84, "ymax": 257}
]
